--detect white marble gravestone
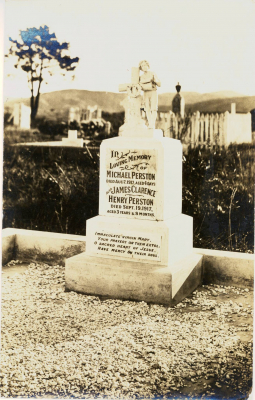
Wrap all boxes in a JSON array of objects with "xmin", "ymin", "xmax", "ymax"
[
  {"xmin": 62, "ymin": 130, "xmax": 83, "ymax": 147},
  {"xmin": 12, "ymin": 103, "xmax": 31, "ymax": 129},
  {"xmin": 65, "ymin": 62, "xmax": 202, "ymax": 305}
]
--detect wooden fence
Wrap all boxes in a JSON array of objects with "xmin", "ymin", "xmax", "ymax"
[{"xmin": 157, "ymin": 111, "xmax": 228, "ymax": 148}]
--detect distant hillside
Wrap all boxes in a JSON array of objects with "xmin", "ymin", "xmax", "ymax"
[
  {"xmin": 4, "ymin": 89, "xmax": 126, "ymax": 120},
  {"xmin": 4, "ymin": 89, "xmax": 255, "ymax": 120},
  {"xmin": 158, "ymin": 90, "xmax": 245, "ymax": 108},
  {"xmin": 186, "ymin": 96, "xmax": 255, "ymax": 114}
]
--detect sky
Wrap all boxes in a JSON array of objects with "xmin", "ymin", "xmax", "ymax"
[{"xmin": 2, "ymin": 0, "xmax": 255, "ymax": 101}]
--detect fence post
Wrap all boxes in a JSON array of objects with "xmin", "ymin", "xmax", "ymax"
[
  {"xmin": 200, "ymin": 113, "xmax": 205, "ymax": 146},
  {"xmin": 195, "ymin": 111, "xmax": 200, "ymax": 147},
  {"xmin": 223, "ymin": 111, "xmax": 229, "ymax": 147},
  {"xmin": 165, "ymin": 112, "xmax": 170, "ymax": 138},
  {"xmin": 219, "ymin": 113, "xmax": 224, "ymax": 147},
  {"xmin": 170, "ymin": 112, "xmax": 173, "ymax": 138},
  {"xmin": 209, "ymin": 114, "xmax": 214, "ymax": 145},
  {"xmin": 204, "ymin": 114, "xmax": 209, "ymax": 145},
  {"xmin": 190, "ymin": 114, "xmax": 194, "ymax": 148},
  {"xmin": 175, "ymin": 114, "xmax": 179, "ymax": 139},
  {"xmin": 213, "ymin": 113, "xmax": 219, "ymax": 145}
]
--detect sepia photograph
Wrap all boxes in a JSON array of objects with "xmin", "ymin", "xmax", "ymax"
[{"xmin": 1, "ymin": 0, "xmax": 254, "ymax": 399}]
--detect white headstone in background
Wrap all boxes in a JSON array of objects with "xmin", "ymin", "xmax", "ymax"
[
  {"xmin": 68, "ymin": 130, "xmax": 78, "ymax": 140},
  {"xmin": 68, "ymin": 107, "xmax": 80, "ymax": 125},
  {"xmin": 13, "ymin": 103, "xmax": 31, "ymax": 129},
  {"xmin": 231, "ymin": 103, "xmax": 236, "ymax": 114},
  {"xmin": 62, "ymin": 130, "xmax": 83, "ymax": 147}
]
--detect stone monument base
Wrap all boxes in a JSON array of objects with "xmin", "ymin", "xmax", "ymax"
[
  {"xmin": 86, "ymin": 214, "xmax": 193, "ymax": 267},
  {"xmin": 62, "ymin": 138, "xmax": 84, "ymax": 147},
  {"xmin": 65, "ymin": 252, "xmax": 203, "ymax": 306}
]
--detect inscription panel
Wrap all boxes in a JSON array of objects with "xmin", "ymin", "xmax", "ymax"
[
  {"xmin": 91, "ymin": 231, "xmax": 161, "ymax": 261},
  {"xmin": 105, "ymin": 148, "xmax": 158, "ymax": 220}
]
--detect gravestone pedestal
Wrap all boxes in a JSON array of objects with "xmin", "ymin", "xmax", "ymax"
[
  {"xmin": 65, "ymin": 126, "xmax": 202, "ymax": 305},
  {"xmin": 65, "ymin": 252, "xmax": 202, "ymax": 305},
  {"xmin": 62, "ymin": 130, "xmax": 83, "ymax": 147}
]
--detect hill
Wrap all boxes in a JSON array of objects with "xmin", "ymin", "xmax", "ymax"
[
  {"xmin": 4, "ymin": 89, "xmax": 255, "ymax": 120},
  {"xmin": 185, "ymin": 96, "xmax": 255, "ymax": 114},
  {"xmin": 4, "ymin": 90, "xmax": 127, "ymax": 119},
  {"xmin": 158, "ymin": 90, "xmax": 245, "ymax": 108}
]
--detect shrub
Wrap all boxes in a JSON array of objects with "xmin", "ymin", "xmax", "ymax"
[
  {"xmin": 4, "ymin": 127, "xmax": 46, "ymax": 145},
  {"xmin": 3, "ymin": 145, "xmax": 99, "ymax": 235},
  {"xmin": 102, "ymin": 111, "xmax": 124, "ymax": 135},
  {"xmin": 182, "ymin": 144, "xmax": 254, "ymax": 252},
  {"xmin": 35, "ymin": 117, "xmax": 68, "ymax": 138}
]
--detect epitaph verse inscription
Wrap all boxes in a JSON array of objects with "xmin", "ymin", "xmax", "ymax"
[
  {"xmin": 92, "ymin": 231, "xmax": 161, "ymax": 261},
  {"xmin": 105, "ymin": 148, "xmax": 157, "ymax": 219}
]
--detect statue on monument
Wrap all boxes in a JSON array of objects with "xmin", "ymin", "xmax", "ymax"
[
  {"xmin": 120, "ymin": 83, "xmax": 145, "ymax": 132},
  {"xmin": 139, "ymin": 60, "xmax": 161, "ymax": 129},
  {"xmin": 119, "ymin": 60, "xmax": 161, "ymax": 133}
]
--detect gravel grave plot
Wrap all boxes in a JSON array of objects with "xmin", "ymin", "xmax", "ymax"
[{"xmin": 1, "ymin": 261, "xmax": 253, "ymax": 399}]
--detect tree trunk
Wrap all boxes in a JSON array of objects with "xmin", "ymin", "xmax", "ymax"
[
  {"xmin": 30, "ymin": 96, "xmax": 34, "ymax": 127},
  {"xmin": 30, "ymin": 103, "xmax": 37, "ymax": 128},
  {"xmin": 30, "ymin": 59, "xmax": 43, "ymax": 128},
  {"xmin": 30, "ymin": 93, "xmax": 40, "ymax": 128}
]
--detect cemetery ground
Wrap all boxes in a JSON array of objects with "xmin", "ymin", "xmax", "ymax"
[
  {"xmin": 1, "ymin": 260, "xmax": 253, "ymax": 400},
  {"xmin": 2, "ymin": 126, "xmax": 254, "ymax": 400}
]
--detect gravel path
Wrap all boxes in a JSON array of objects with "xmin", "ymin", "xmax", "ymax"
[{"xmin": 1, "ymin": 261, "xmax": 253, "ymax": 399}]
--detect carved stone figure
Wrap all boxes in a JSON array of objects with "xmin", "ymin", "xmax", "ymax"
[
  {"xmin": 119, "ymin": 68, "xmax": 146, "ymax": 133},
  {"xmin": 139, "ymin": 60, "xmax": 161, "ymax": 129},
  {"xmin": 118, "ymin": 62, "xmax": 161, "ymax": 132},
  {"xmin": 122, "ymin": 84, "xmax": 143, "ymax": 125}
]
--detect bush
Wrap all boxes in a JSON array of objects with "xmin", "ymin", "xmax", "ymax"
[
  {"xmin": 4, "ymin": 111, "xmax": 12, "ymax": 126},
  {"xmin": 35, "ymin": 117, "xmax": 68, "ymax": 138},
  {"xmin": 3, "ymin": 145, "xmax": 99, "ymax": 235},
  {"xmin": 4, "ymin": 127, "xmax": 46, "ymax": 145},
  {"xmin": 182, "ymin": 144, "xmax": 254, "ymax": 252},
  {"xmin": 3, "ymin": 143, "xmax": 254, "ymax": 252},
  {"xmin": 102, "ymin": 111, "xmax": 124, "ymax": 135}
]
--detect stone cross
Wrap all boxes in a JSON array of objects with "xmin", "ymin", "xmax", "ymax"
[
  {"xmin": 119, "ymin": 67, "xmax": 145, "ymax": 131},
  {"xmin": 119, "ymin": 67, "xmax": 140, "ymax": 93}
]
